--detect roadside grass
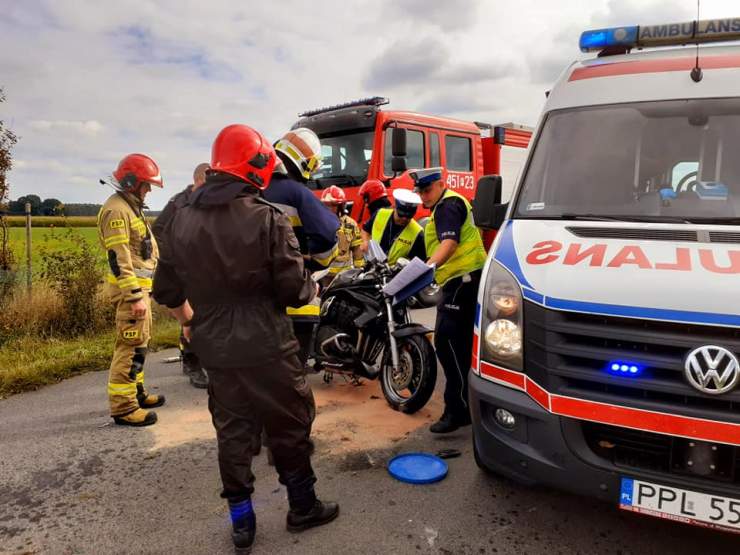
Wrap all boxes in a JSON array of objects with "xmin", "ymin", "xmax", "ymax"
[{"xmin": 0, "ymin": 315, "xmax": 180, "ymax": 399}]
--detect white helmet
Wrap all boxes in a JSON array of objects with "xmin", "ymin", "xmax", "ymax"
[{"xmin": 274, "ymin": 127, "xmax": 322, "ymax": 180}]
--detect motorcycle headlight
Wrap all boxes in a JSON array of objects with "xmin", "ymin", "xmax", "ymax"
[{"xmin": 481, "ymin": 261, "xmax": 523, "ymax": 370}]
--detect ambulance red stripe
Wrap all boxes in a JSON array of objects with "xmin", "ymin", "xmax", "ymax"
[
  {"xmin": 569, "ymin": 54, "xmax": 740, "ymax": 81},
  {"xmin": 477, "ymin": 362, "xmax": 740, "ymax": 446}
]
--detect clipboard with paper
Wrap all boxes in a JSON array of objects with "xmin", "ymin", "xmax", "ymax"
[{"xmin": 382, "ymin": 257, "xmax": 435, "ymax": 305}]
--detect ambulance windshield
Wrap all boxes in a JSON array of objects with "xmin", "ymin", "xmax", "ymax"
[{"xmin": 515, "ymin": 98, "xmax": 740, "ymax": 224}]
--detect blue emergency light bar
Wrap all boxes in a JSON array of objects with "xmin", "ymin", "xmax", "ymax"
[
  {"xmin": 607, "ymin": 361, "xmax": 643, "ymax": 376},
  {"xmin": 580, "ymin": 17, "xmax": 740, "ymax": 52}
]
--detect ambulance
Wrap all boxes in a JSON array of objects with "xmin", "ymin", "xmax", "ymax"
[{"xmin": 470, "ymin": 17, "xmax": 740, "ymax": 533}]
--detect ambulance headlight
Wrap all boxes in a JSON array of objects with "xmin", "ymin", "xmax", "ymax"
[
  {"xmin": 482, "ymin": 261, "xmax": 523, "ymax": 370},
  {"xmin": 484, "ymin": 319, "xmax": 522, "ymax": 358}
]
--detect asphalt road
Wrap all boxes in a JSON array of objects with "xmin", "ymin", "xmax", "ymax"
[{"xmin": 0, "ymin": 308, "xmax": 738, "ymax": 555}]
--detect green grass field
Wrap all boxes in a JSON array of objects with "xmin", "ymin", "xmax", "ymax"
[{"xmin": 6, "ymin": 226, "xmax": 103, "ymax": 277}]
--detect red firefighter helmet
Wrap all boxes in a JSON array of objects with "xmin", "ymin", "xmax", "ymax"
[
  {"xmin": 113, "ymin": 154, "xmax": 163, "ymax": 189},
  {"xmin": 358, "ymin": 179, "xmax": 387, "ymax": 203},
  {"xmin": 210, "ymin": 124, "xmax": 276, "ymax": 190},
  {"xmin": 320, "ymin": 185, "xmax": 346, "ymax": 205}
]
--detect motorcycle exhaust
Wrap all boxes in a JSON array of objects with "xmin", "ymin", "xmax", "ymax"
[{"xmin": 318, "ymin": 333, "xmax": 380, "ymax": 380}]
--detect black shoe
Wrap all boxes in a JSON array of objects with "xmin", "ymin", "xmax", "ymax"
[
  {"xmin": 286, "ymin": 500, "xmax": 339, "ymax": 533},
  {"xmin": 429, "ymin": 411, "xmax": 471, "ymax": 434},
  {"xmin": 188, "ymin": 367, "xmax": 208, "ymax": 389},
  {"xmin": 229, "ymin": 500, "xmax": 256, "ymax": 554},
  {"xmin": 232, "ymin": 525, "xmax": 255, "ymax": 555}
]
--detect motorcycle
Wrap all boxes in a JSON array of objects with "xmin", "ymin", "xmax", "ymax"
[{"xmin": 306, "ymin": 242, "xmax": 437, "ymax": 414}]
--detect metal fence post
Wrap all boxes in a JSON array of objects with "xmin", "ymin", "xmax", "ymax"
[{"xmin": 25, "ymin": 202, "xmax": 31, "ymax": 293}]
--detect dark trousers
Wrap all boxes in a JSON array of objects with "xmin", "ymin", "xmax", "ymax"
[
  {"xmin": 207, "ymin": 355, "xmax": 317, "ymax": 508},
  {"xmin": 434, "ymin": 270, "xmax": 482, "ymax": 418},
  {"xmin": 292, "ymin": 320, "xmax": 316, "ymax": 367},
  {"xmin": 180, "ymin": 331, "xmax": 202, "ymax": 374}
]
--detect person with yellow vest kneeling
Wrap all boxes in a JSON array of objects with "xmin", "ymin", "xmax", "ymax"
[
  {"xmin": 361, "ymin": 188, "xmax": 426, "ymax": 264},
  {"xmin": 412, "ymin": 168, "xmax": 486, "ymax": 434}
]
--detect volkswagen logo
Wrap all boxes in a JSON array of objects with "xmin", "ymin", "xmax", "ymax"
[{"xmin": 684, "ymin": 345, "xmax": 740, "ymax": 395}]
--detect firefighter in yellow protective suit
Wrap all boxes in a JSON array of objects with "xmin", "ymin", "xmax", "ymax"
[
  {"xmin": 320, "ymin": 186, "xmax": 363, "ymax": 281},
  {"xmin": 98, "ymin": 153, "xmax": 166, "ymax": 427}
]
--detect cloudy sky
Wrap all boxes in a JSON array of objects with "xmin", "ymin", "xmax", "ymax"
[{"xmin": 1, "ymin": 0, "xmax": 738, "ymax": 209}]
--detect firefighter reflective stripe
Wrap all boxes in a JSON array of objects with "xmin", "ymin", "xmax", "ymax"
[
  {"xmin": 130, "ymin": 217, "xmax": 147, "ymax": 235},
  {"xmin": 353, "ymin": 258, "xmax": 364, "ymax": 268},
  {"xmin": 425, "ymin": 189, "xmax": 487, "ymax": 286},
  {"xmin": 106, "ymin": 274, "xmax": 153, "ymax": 289},
  {"xmin": 313, "ymin": 244, "xmax": 339, "ymax": 267},
  {"xmin": 286, "ymin": 303, "xmax": 320, "ymax": 317},
  {"xmin": 104, "ymin": 234, "xmax": 129, "ymax": 248},
  {"xmin": 371, "ymin": 208, "xmax": 423, "ymax": 266},
  {"xmin": 136, "ymin": 372, "xmax": 144, "ymax": 384},
  {"xmin": 108, "ymin": 382, "xmax": 137, "ymax": 396},
  {"xmin": 272, "ymin": 203, "xmax": 302, "ymax": 227}
]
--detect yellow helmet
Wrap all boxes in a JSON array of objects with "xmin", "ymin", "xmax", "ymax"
[{"xmin": 275, "ymin": 127, "xmax": 322, "ymax": 180}]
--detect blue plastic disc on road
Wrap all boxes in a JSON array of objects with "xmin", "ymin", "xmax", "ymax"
[{"xmin": 387, "ymin": 452, "xmax": 448, "ymax": 484}]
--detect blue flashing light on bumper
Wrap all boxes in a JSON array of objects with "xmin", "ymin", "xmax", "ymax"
[
  {"xmin": 608, "ymin": 361, "xmax": 642, "ymax": 376},
  {"xmin": 579, "ymin": 26, "xmax": 638, "ymax": 52}
]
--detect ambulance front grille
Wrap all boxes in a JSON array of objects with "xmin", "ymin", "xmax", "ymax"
[
  {"xmin": 581, "ymin": 422, "xmax": 740, "ymax": 487},
  {"xmin": 709, "ymin": 231, "xmax": 740, "ymax": 244},
  {"xmin": 523, "ymin": 302, "xmax": 740, "ymax": 423},
  {"xmin": 566, "ymin": 226, "xmax": 698, "ymax": 242}
]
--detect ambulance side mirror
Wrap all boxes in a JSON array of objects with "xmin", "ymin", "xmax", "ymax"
[
  {"xmin": 391, "ymin": 128, "xmax": 407, "ymax": 173},
  {"xmin": 472, "ymin": 175, "xmax": 507, "ymax": 230}
]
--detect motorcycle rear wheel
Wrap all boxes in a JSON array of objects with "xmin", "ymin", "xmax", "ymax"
[{"xmin": 380, "ymin": 334, "xmax": 437, "ymax": 414}]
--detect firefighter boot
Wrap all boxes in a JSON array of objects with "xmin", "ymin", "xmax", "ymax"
[
  {"xmin": 286, "ymin": 498, "xmax": 339, "ymax": 533},
  {"xmin": 113, "ymin": 408, "xmax": 158, "ymax": 427},
  {"xmin": 188, "ymin": 367, "xmax": 208, "ymax": 389},
  {"xmin": 228, "ymin": 498, "xmax": 256, "ymax": 554},
  {"xmin": 138, "ymin": 392, "xmax": 166, "ymax": 409},
  {"xmin": 285, "ymin": 478, "xmax": 339, "ymax": 533}
]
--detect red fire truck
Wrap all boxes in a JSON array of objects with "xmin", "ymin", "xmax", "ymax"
[{"xmin": 291, "ymin": 97, "xmax": 531, "ymax": 226}]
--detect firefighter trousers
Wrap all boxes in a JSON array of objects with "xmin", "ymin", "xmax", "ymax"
[
  {"xmin": 107, "ymin": 293, "xmax": 152, "ymax": 416},
  {"xmin": 206, "ymin": 354, "xmax": 317, "ymax": 504}
]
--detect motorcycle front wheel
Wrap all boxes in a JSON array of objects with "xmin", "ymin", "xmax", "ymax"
[{"xmin": 380, "ymin": 334, "xmax": 437, "ymax": 414}]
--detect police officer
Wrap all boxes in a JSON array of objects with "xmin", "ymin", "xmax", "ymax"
[
  {"xmin": 263, "ymin": 127, "xmax": 340, "ymax": 364},
  {"xmin": 361, "ymin": 188, "xmax": 425, "ymax": 264},
  {"xmin": 320, "ymin": 186, "xmax": 363, "ymax": 279},
  {"xmin": 152, "ymin": 124, "xmax": 339, "ymax": 553},
  {"xmin": 98, "ymin": 153, "xmax": 166, "ymax": 427},
  {"xmin": 412, "ymin": 168, "xmax": 487, "ymax": 433},
  {"xmin": 153, "ymin": 162, "xmax": 209, "ymax": 389}
]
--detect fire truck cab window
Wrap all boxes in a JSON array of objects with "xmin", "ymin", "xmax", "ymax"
[
  {"xmin": 445, "ymin": 135, "xmax": 472, "ymax": 171},
  {"xmin": 384, "ymin": 128, "xmax": 425, "ymax": 175},
  {"xmin": 430, "ymin": 132, "xmax": 441, "ymax": 167},
  {"xmin": 312, "ymin": 131, "xmax": 374, "ymax": 187}
]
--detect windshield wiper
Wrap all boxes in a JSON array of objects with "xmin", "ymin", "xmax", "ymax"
[
  {"xmin": 683, "ymin": 216, "xmax": 740, "ymax": 225},
  {"xmin": 560, "ymin": 213, "xmax": 692, "ymax": 224}
]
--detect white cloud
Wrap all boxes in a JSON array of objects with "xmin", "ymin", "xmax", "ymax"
[{"xmin": 29, "ymin": 120, "xmax": 104, "ymax": 135}]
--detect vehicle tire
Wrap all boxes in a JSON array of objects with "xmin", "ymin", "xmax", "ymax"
[
  {"xmin": 472, "ymin": 430, "xmax": 494, "ymax": 475},
  {"xmin": 380, "ymin": 334, "xmax": 437, "ymax": 414}
]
